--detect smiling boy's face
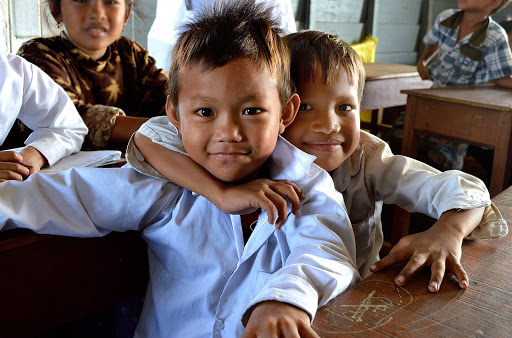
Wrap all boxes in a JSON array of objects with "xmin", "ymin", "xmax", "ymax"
[
  {"xmin": 167, "ymin": 58, "xmax": 296, "ymax": 183},
  {"xmin": 282, "ymin": 67, "xmax": 360, "ymax": 172}
]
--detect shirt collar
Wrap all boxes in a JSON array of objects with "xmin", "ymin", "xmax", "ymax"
[
  {"xmin": 268, "ymin": 136, "xmax": 317, "ymax": 181},
  {"xmin": 331, "ymin": 144, "xmax": 363, "ymax": 193},
  {"xmin": 440, "ymin": 10, "xmax": 489, "ymax": 46}
]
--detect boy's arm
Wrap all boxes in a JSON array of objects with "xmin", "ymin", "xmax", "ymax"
[
  {"xmin": 241, "ymin": 169, "xmax": 360, "ymax": 329},
  {"xmin": 362, "ymin": 136, "xmax": 505, "ymax": 291},
  {"xmin": 133, "ymin": 128, "xmax": 303, "ymax": 228},
  {"xmin": 0, "ymin": 167, "xmax": 178, "ymax": 236},
  {"xmin": 416, "ymin": 44, "xmax": 438, "ymax": 80},
  {"xmin": 371, "ymin": 207, "xmax": 484, "ymax": 292},
  {"xmin": 493, "ymin": 75, "xmax": 512, "ymax": 88}
]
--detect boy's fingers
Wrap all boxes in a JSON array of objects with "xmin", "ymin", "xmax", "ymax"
[
  {"xmin": 428, "ymin": 260, "xmax": 446, "ymax": 292},
  {"xmin": 0, "ymin": 151, "xmax": 23, "ymax": 162},
  {"xmin": 0, "ymin": 169, "xmax": 24, "ymax": 182},
  {"xmin": 370, "ymin": 250, "xmax": 403, "ymax": 272},
  {"xmin": 273, "ymin": 181, "xmax": 302, "ymax": 215},
  {"xmin": 450, "ymin": 262, "xmax": 469, "ymax": 289},
  {"xmin": 395, "ymin": 254, "xmax": 427, "ymax": 286}
]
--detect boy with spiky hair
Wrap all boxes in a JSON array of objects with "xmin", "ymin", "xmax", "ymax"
[
  {"xmin": 0, "ymin": 2, "xmax": 360, "ymax": 336},
  {"xmin": 134, "ymin": 27, "xmax": 506, "ymax": 296}
]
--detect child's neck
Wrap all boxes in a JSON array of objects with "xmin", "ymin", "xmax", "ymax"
[{"xmin": 458, "ymin": 10, "xmax": 490, "ymax": 42}]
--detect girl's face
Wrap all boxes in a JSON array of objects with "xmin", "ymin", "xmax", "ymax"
[{"xmin": 59, "ymin": 0, "xmax": 131, "ymax": 60}]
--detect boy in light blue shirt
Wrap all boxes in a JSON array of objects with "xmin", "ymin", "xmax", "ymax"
[{"xmin": 0, "ymin": 2, "xmax": 359, "ymax": 337}]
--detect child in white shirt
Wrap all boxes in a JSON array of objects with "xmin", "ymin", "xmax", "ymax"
[{"xmin": 0, "ymin": 52, "xmax": 86, "ymax": 181}]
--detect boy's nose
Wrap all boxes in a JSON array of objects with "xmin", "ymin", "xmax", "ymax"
[
  {"xmin": 312, "ymin": 111, "xmax": 341, "ymax": 134},
  {"xmin": 214, "ymin": 114, "xmax": 243, "ymax": 142}
]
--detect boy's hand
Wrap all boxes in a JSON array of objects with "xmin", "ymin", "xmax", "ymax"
[
  {"xmin": 0, "ymin": 151, "xmax": 31, "ymax": 182},
  {"xmin": 370, "ymin": 225, "xmax": 468, "ymax": 292},
  {"xmin": 416, "ymin": 61, "xmax": 431, "ymax": 81},
  {"xmin": 242, "ymin": 301, "xmax": 319, "ymax": 338},
  {"xmin": 215, "ymin": 179, "xmax": 305, "ymax": 229}
]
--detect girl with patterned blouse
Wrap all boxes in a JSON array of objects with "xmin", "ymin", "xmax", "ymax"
[{"xmin": 17, "ymin": 0, "xmax": 168, "ymax": 148}]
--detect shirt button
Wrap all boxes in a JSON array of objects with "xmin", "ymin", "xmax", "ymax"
[{"xmin": 214, "ymin": 319, "xmax": 225, "ymax": 331}]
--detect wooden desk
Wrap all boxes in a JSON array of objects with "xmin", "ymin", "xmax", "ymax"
[
  {"xmin": 313, "ymin": 185, "xmax": 511, "ymax": 337},
  {"xmin": 401, "ymin": 84, "xmax": 512, "ymax": 197},
  {"xmin": 361, "ymin": 63, "xmax": 432, "ymax": 135}
]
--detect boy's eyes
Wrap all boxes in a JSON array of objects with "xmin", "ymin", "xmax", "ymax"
[
  {"xmin": 242, "ymin": 108, "xmax": 263, "ymax": 115},
  {"xmin": 193, "ymin": 108, "xmax": 263, "ymax": 117},
  {"xmin": 298, "ymin": 103, "xmax": 312, "ymax": 111},
  {"xmin": 195, "ymin": 108, "xmax": 214, "ymax": 117},
  {"xmin": 298, "ymin": 103, "xmax": 353, "ymax": 112},
  {"xmin": 338, "ymin": 104, "xmax": 353, "ymax": 112}
]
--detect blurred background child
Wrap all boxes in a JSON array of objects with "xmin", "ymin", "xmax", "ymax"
[
  {"xmin": 16, "ymin": 0, "xmax": 168, "ymax": 149},
  {"xmin": 416, "ymin": 0, "xmax": 512, "ymax": 172},
  {"xmin": 147, "ymin": 0, "xmax": 297, "ymax": 71},
  {"xmin": 0, "ymin": 52, "xmax": 86, "ymax": 181}
]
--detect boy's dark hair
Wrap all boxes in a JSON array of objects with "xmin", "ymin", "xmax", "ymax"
[
  {"xmin": 491, "ymin": 0, "xmax": 512, "ymax": 15},
  {"xmin": 168, "ymin": 0, "xmax": 292, "ymax": 110},
  {"xmin": 285, "ymin": 30, "xmax": 365, "ymax": 104},
  {"xmin": 500, "ymin": 16, "xmax": 512, "ymax": 33}
]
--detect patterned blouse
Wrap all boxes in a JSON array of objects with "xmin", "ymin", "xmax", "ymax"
[{"xmin": 18, "ymin": 34, "xmax": 168, "ymax": 147}]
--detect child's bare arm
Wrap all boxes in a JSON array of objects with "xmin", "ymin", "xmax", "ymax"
[
  {"xmin": 134, "ymin": 133, "xmax": 304, "ymax": 228},
  {"xmin": 242, "ymin": 301, "xmax": 319, "ymax": 338},
  {"xmin": 493, "ymin": 75, "xmax": 512, "ymax": 89},
  {"xmin": 370, "ymin": 207, "xmax": 485, "ymax": 292},
  {"xmin": 416, "ymin": 44, "xmax": 438, "ymax": 80}
]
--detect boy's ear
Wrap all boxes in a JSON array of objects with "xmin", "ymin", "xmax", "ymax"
[
  {"xmin": 165, "ymin": 97, "xmax": 181, "ymax": 134},
  {"xmin": 279, "ymin": 93, "xmax": 300, "ymax": 134}
]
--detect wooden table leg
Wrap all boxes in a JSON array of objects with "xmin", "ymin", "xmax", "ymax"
[{"xmin": 489, "ymin": 111, "xmax": 512, "ymax": 197}]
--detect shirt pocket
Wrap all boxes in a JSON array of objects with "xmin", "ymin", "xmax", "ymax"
[{"xmin": 454, "ymin": 45, "xmax": 483, "ymax": 77}]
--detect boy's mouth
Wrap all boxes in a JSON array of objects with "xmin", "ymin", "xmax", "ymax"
[{"xmin": 305, "ymin": 140, "xmax": 343, "ymax": 152}]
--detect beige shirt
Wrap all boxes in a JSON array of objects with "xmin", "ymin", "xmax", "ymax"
[{"xmin": 333, "ymin": 131, "xmax": 507, "ymax": 278}]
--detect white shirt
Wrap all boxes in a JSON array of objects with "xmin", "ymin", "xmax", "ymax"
[
  {"xmin": 135, "ymin": 120, "xmax": 507, "ymax": 279},
  {"xmin": 147, "ymin": 0, "xmax": 297, "ymax": 70},
  {"xmin": 332, "ymin": 131, "xmax": 507, "ymax": 278},
  {"xmin": 0, "ymin": 132, "xmax": 360, "ymax": 337},
  {"xmin": 0, "ymin": 52, "xmax": 87, "ymax": 166}
]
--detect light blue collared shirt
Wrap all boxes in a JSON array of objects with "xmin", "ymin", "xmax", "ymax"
[{"xmin": 0, "ymin": 124, "xmax": 359, "ymax": 337}]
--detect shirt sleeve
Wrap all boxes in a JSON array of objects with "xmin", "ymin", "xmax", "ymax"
[
  {"xmin": 482, "ymin": 27, "xmax": 512, "ymax": 81},
  {"xmin": 17, "ymin": 60, "xmax": 87, "ymax": 166},
  {"xmin": 0, "ymin": 167, "xmax": 180, "ymax": 237},
  {"xmin": 363, "ymin": 136, "xmax": 507, "ymax": 239},
  {"xmin": 243, "ymin": 168, "xmax": 360, "ymax": 323},
  {"xmin": 423, "ymin": 9, "xmax": 454, "ymax": 45},
  {"xmin": 136, "ymin": 116, "xmax": 187, "ymax": 155}
]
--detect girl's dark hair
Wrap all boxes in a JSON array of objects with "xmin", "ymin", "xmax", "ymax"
[{"xmin": 168, "ymin": 0, "xmax": 292, "ymax": 110}]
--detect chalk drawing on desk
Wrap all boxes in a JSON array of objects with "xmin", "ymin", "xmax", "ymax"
[{"xmin": 313, "ymin": 280, "xmax": 413, "ymax": 334}]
